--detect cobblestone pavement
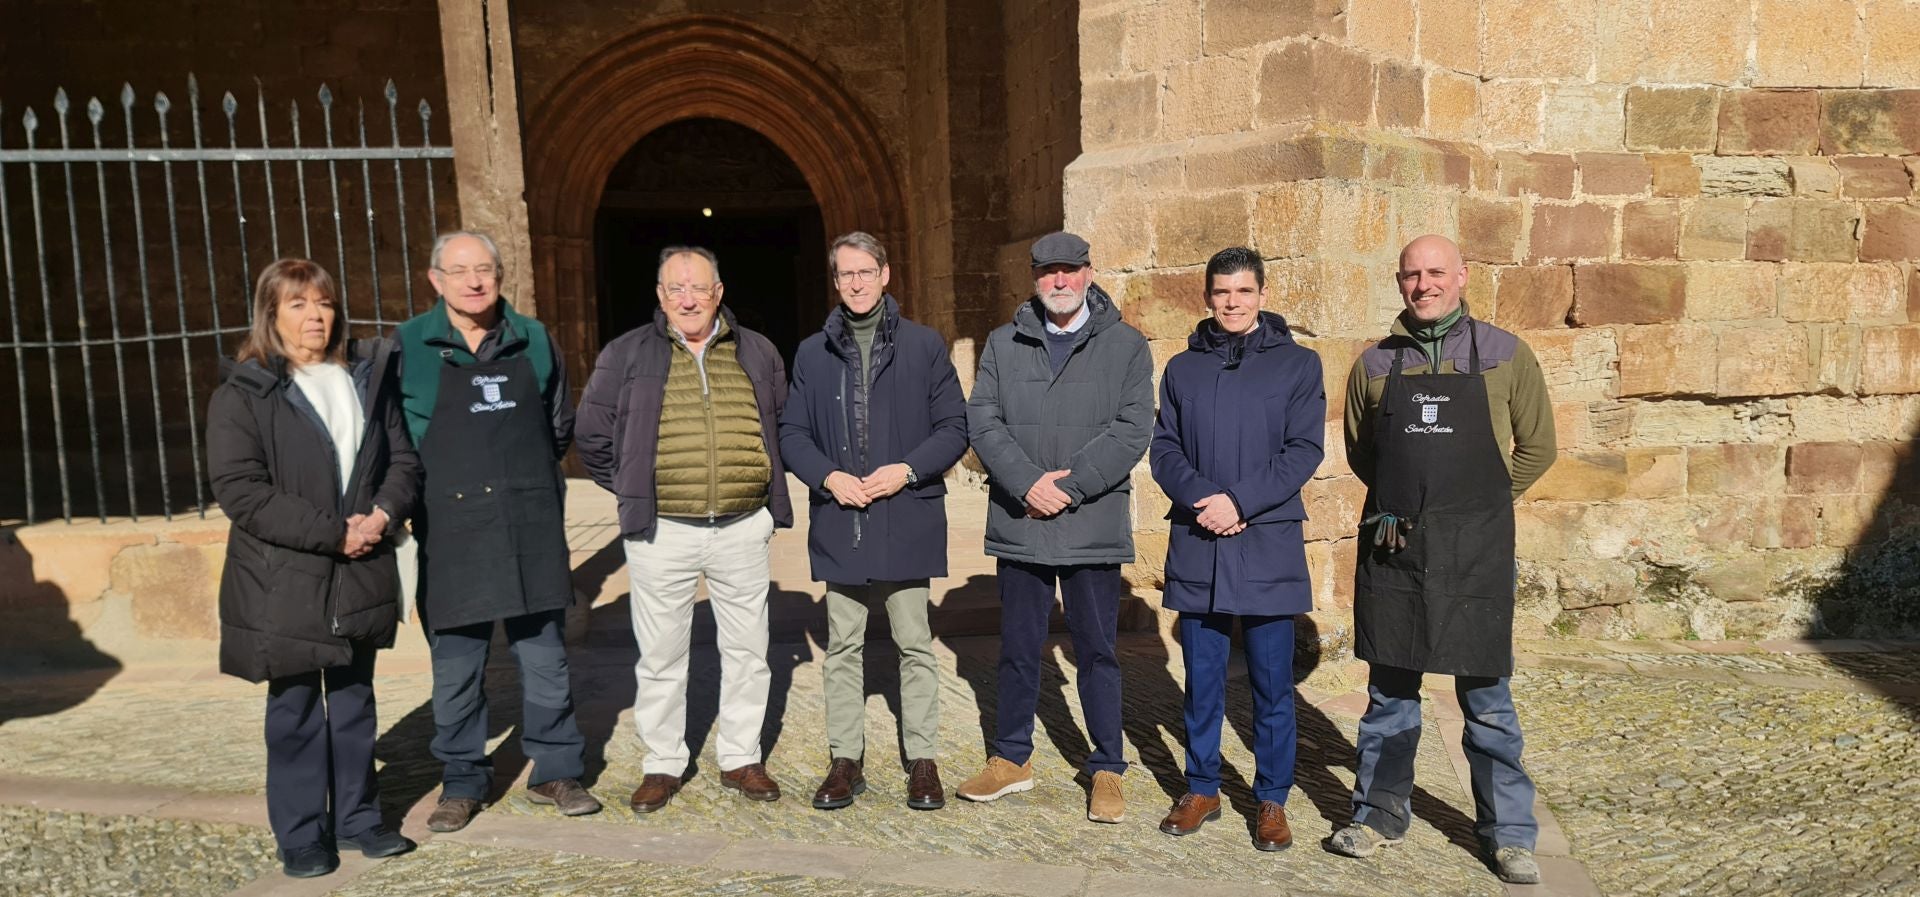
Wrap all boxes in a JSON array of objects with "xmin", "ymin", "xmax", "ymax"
[{"xmin": 0, "ymin": 805, "xmax": 274, "ymax": 897}]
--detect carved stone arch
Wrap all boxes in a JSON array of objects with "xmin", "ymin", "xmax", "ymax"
[{"xmin": 523, "ymin": 15, "xmax": 908, "ymax": 380}]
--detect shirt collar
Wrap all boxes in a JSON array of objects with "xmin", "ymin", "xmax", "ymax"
[{"xmin": 1043, "ymin": 301, "xmax": 1090, "ymax": 335}]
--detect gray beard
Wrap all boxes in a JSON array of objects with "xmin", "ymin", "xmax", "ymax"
[{"xmin": 1041, "ymin": 291, "xmax": 1084, "ymax": 317}]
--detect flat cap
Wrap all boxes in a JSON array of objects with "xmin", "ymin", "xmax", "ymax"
[{"xmin": 1030, "ymin": 231, "xmax": 1090, "ymax": 268}]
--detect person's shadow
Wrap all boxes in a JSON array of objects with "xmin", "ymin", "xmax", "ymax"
[{"xmin": 0, "ymin": 526, "xmax": 123, "ymax": 728}]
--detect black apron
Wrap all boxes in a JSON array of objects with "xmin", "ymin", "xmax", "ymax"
[
  {"xmin": 1354, "ymin": 321, "xmax": 1518, "ymax": 678},
  {"xmin": 415, "ymin": 352, "xmax": 573, "ymax": 631}
]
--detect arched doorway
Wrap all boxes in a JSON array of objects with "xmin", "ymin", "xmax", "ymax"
[
  {"xmin": 595, "ymin": 119, "xmax": 828, "ymax": 360},
  {"xmin": 525, "ymin": 16, "xmax": 908, "ymax": 384}
]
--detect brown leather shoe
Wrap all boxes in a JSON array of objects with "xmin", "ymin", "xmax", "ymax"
[
  {"xmin": 425, "ymin": 797, "xmax": 482, "ymax": 833},
  {"xmin": 720, "ymin": 763, "xmax": 782, "ymax": 801},
  {"xmin": 1158, "ymin": 792, "xmax": 1222, "ymax": 836},
  {"xmin": 1255, "ymin": 801, "xmax": 1293, "ymax": 851},
  {"xmin": 527, "ymin": 778, "xmax": 603, "ymax": 816},
  {"xmin": 810, "ymin": 758, "xmax": 865, "ymax": 810},
  {"xmin": 906, "ymin": 759, "xmax": 945, "ymax": 810},
  {"xmin": 628, "ymin": 774, "xmax": 681, "ymax": 814}
]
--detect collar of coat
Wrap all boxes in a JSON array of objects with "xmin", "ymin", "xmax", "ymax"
[
  {"xmin": 822, "ymin": 294, "xmax": 900, "ymax": 357},
  {"xmin": 651, "ymin": 303, "xmax": 739, "ymax": 348},
  {"xmin": 1012, "ymin": 282, "xmax": 1119, "ymax": 344},
  {"xmin": 1186, "ymin": 309, "xmax": 1295, "ymax": 356},
  {"xmin": 420, "ymin": 297, "xmax": 533, "ymax": 358},
  {"xmin": 220, "ymin": 339, "xmax": 393, "ymax": 399}
]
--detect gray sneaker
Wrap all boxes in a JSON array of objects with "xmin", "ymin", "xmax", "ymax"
[
  {"xmin": 1325, "ymin": 823, "xmax": 1404, "ymax": 858},
  {"xmin": 1493, "ymin": 846, "xmax": 1542, "ymax": 884}
]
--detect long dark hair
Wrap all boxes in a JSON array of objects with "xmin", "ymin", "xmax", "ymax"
[{"xmin": 234, "ymin": 258, "xmax": 346, "ymax": 367}]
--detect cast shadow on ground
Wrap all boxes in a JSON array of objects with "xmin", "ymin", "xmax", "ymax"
[{"xmin": 0, "ymin": 527, "xmax": 122, "ymax": 727}]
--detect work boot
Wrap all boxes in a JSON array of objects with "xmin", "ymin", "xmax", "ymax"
[
  {"xmin": 905, "ymin": 758, "xmax": 945, "ymax": 810},
  {"xmin": 628, "ymin": 774, "xmax": 681, "ymax": 814},
  {"xmin": 1326, "ymin": 823, "xmax": 1404, "ymax": 858},
  {"xmin": 1493, "ymin": 846, "xmax": 1542, "ymax": 884},
  {"xmin": 1087, "ymin": 770, "xmax": 1125, "ymax": 823},
  {"xmin": 1158, "ymin": 792, "xmax": 1222, "ymax": 836},
  {"xmin": 956, "ymin": 756, "xmax": 1034, "ymax": 802},
  {"xmin": 720, "ymin": 763, "xmax": 783, "ymax": 801},
  {"xmin": 425, "ymin": 797, "xmax": 483, "ymax": 833},
  {"xmin": 527, "ymin": 778, "xmax": 603, "ymax": 816},
  {"xmin": 1254, "ymin": 801, "xmax": 1292, "ymax": 852},
  {"xmin": 811, "ymin": 758, "xmax": 866, "ymax": 810}
]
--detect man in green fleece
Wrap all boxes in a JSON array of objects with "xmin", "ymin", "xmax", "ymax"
[{"xmin": 1329, "ymin": 235, "xmax": 1556, "ymax": 886}]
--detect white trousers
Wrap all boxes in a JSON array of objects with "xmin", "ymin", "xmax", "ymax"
[{"xmin": 624, "ymin": 507, "xmax": 775, "ymax": 775}]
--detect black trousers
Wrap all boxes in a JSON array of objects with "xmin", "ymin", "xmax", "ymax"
[
  {"xmin": 425, "ymin": 609, "xmax": 585, "ymax": 800},
  {"xmin": 265, "ymin": 640, "xmax": 381, "ymax": 854},
  {"xmin": 993, "ymin": 560, "xmax": 1127, "ymax": 775}
]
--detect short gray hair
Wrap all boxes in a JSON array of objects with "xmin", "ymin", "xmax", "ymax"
[
  {"xmin": 828, "ymin": 231, "xmax": 887, "ymax": 274},
  {"xmin": 430, "ymin": 230, "xmax": 504, "ymax": 276},
  {"xmin": 657, "ymin": 245, "xmax": 721, "ymax": 282}
]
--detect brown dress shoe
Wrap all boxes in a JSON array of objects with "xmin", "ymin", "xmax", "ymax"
[
  {"xmin": 810, "ymin": 758, "xmax": 866, "ymax": 810},
  {"xmin": 906, "ymin": 759, "xmax": 945, "ymax": 810},
  {"xmin": 1158, "ymin": 792, "xmax": 1223, "ymax": 836},
  {"xmin": 628, "ymin": 774, "xmax": 681, "ymax": 814},
  {"xmin": 527, "ymin": 778, "xmax": 603, "ymax": 816},
  {"xmin": 720, "ymin": 763, "xmax": 782, "ymax": 801},
  {"xmin": 1255, "ymin": 801, "xmax": 1293, "ymax": 851},
  {"xmin": 426, "ymin": 797, "xmax": 482, "ymax": 833}
]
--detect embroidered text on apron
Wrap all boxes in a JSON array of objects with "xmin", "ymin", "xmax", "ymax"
[
  {"xmin": 1353, "ymin": 321, "xmax": 1518, "ymax": 678},
  {"xmin": 414, "ymin": 352, "xmax": 573, "ymax": 631}
]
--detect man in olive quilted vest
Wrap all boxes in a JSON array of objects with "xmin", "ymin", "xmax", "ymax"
[{"xmin": 575, "ymin": 246, "xmax": 794, "ymax": 814}]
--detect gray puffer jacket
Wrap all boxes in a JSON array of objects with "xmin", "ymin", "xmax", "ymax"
[{"xmin": 966, "ymin": 285, "xmax": 1153, "ymax": 565}]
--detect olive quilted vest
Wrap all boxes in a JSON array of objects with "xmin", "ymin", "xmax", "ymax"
[{"xmin": 655, "ymin": 324, "xmax": 771, "ymax": 519}]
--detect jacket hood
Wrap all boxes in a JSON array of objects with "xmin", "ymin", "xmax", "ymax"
[
  {"xmin": 1186, "ymin": 309, "xmax": 1295, "ymax": 355},
  {"xmin": 219, "ymin": 355, "xmax": 286, "ymax": 396},
  {"xmin": 1013, "ymin": 282, "xmax": 1120, "ymax": 343}
]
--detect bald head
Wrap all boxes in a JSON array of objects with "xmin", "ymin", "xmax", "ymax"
[{"xmin": 1396, "ymin": 234, "xmax": 1468, "ymax": 323}]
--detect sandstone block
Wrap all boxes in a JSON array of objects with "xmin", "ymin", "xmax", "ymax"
[
  {"xmin": 1716, "ymin": 90, "xmax": 1820, "ymax": 155},
  {"xmin": 1687, "ymin": 442, "xmax": 1786, "ymax": 495},
  {"xmin": 1625, "ymin": 87, "xmax": 1720, "ymax": 152},
  {"xmin": 1835, "ymin": 156, "xmax": 1913, "ymax": 198},
  {"xmin": 1862, "ymin": 204, "xmax": 1920, "ymax": 261},
  {"xmin": 1153, "ymin": 194, "xmax": 1252, "ymax": 268},
  {"xmin": 1186, "ymin": 128, "xmax": 1327, "ymax": 189},
  {"xmin": 1082, "ymin": 74, "xmax": 1160, "ymax": 150},
  {"xmin": 1375, "ymin": 60, "xmax": 1426, "ymax": 131},
  {"xmin": 1626, "ymin": 446, "xmax": 1688, "ymax": 498},
  {"xmin": 1083, "ymin": 193, "xmax": 1153, "ymax": 271},
  {"xmin": 1788, "ymin": 440, "xmax": 1864, "ymax": 494},
  {"xmin": 1349, "ymin": 0, "xmax": 1417, "ymax": 58},
  {"xmin": 1815, "ymin": 325, "xmax": 1863, "ymax": 393},
  {"xmin": 1163, "ymin": 55, "xmax": 1257, "ymax": 139},
  {"xmin": 1573, "ymin": 263, "xmax": 1687, "ymax": 325},
  {"xmin": 1787, "ymin": 157, "xmax": 1842, "ymax": 198},
  {"xmin": 1493, "ymin": 265, "xmax": 1573, "ymax": 330},
  {"xmin": 1819, "ymin": 89, "xmax": 1920, "ymax": 155},
  {"xmin": 1858, "ymin": 325, "xmax": 1920, "ymax": 393},
  {"xmin": 1684, "ymin": 262, "xmax": 1777, "ymax": 321},
  {"xmin": 1715, "ymin": 322, "xmax": 1813, "ymax": 396},
  {"xmin": 1482, "ymin": 0, "xmax": 1596, "ymax": 79},
  {"xmin": 1499, "ymin": 153, "xmax": 1576, "ymax": 199},
  {"xmin": 1527, "ymin": 327, "xmax": 1620, "ymax": 401},
  {"xmin": 1257, "ymin": 42, "xmax": 1373, "ymax": 128},
  {"xmin": 1531, "ymin": 450, "xmax": 1629, "ymax": 502},
  {"xmin": 1681, "ymin": 197, "xmax": 1749, "ymax": 259},
  {"xmin": 1481, "ymin": 79, "xmax": 1543, "ymax": 146},
  {"xmin": 1546, "ymin": 83, "xmax": 1626, "ymax": 150},
  {"xmin": 1774, "ymin": 498, "xmax": 1820, "ymax": 549},
  {"xmin": 1696, "ymin": 156, "xmax": 1792, "ymax": 197},
  {"xmin": 1816, "ymin": 493, "xmax": 1880, "ymax": 547},
  {"xmin": 1303, "ymin": 475, "xmax": 1368, "ymax": 543},
  {"xmin": 117, "ymin": 541, "xmax": 221, "ymax": 641},
  {"xmin": 1554, "ymin": 558, "xmax": 1638, "ymax": 608},
  {"xmin": 1622, "ymin": 200, "xmax": 1683, "ymax": 259},
  {"xmin": 1755, "ymin": 0, "xmax": 1864, "ymax": 87},
  {"xmin": 1620, "ymin": 602, "xmax": 1692, "ymax": 639},
  {"xmin": 1122, "ymin": 268, "xmax": 1207, "ymax": 339},
  {"xmin": 1744, "ymin": 198, "xmax": 1791, "ymax": 261},
  {"xmin": 1697, "ymin": 555, "xmax": 1771, "ymax": 603},
  {"xmin": 1866, "ymin": 0, "xmax": 1920, "ymax": 86},
  {"xmin": 1857, "ymin": 439, "xmax": 1908, "ymax": 495},
  {"xmin": 1650, "ymin": 153, "xmax": 1702, "ymax": 197},
  {"xmin": 1204, "ymin": 0, "xmax": 1346, "ymax": 53},
  {"xmin": 1081, "ymin": 11, "xmax": 1126, "ymax": 76},
  {"xmin": 1617, "ymin": 322, "xmax": 1718, "ymax": 396},
  {"xmin": 1529, "ymin": 203, "xmax": 1615, "ymax": 261},
  {"xmin": 1615, "ymin": 0, "xmax": 1753, "ymax": 85},
  {"xmin": 1911, "ymin": 267, "xmax": 1920, "ymax": 321},
  {"xmin": 1577, "ymin": 153, "xmax": 1651, "ymax": 196},
  {"xmin": 1418, "ymin": 0, "xmax": 1480, "ymax": 73},
  {"xmin": 1120, "ymin": 1, "xmax": 1202, "ymax": 73},
  {"xmin": 1459, "ymin": 196, "xmax": 1524, "ymax": 263},
  {"xmin": 1779, "ymin": 262, "xmax": 1903, "ymax": 322}
]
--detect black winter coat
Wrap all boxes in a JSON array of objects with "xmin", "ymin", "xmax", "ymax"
[
  {"xmin": 778, "ymin": 296, "xmax": 969, "ymax": 584},
  {"xmin": 207, "ymin": 340, "xmax": 420, "ymax": 683}
]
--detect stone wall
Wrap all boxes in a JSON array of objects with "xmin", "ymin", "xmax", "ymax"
[{"xmin": 1069, "ymin": 0, "xmax": 1920, "ymax": 650}]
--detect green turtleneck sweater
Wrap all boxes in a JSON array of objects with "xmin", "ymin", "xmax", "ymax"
[
  {"xmin": 1407, "ymin": 305, "xmax": 1465, "ymax": 373},
  {"xmin": 847, "ymin": 304, "xmax": 880, "ymax": 384}
]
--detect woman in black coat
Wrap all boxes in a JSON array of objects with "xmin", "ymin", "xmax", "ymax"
[{"xmin": 206, "ymin": 258, "xmax": 420, "ymax": 877}]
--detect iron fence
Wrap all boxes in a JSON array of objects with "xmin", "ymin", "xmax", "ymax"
[{"xmin": 0, "ymin": 76, "xmax": 455, "ymax": 524}]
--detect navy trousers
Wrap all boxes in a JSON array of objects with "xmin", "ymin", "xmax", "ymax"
[
  {"xmin": 426, "ymin": 609, "xmax": 585, "ymax": 800},
  {"xmin": 1350, "ymin": 664, "xmax": 1537, "ymax": 850},
  {"xmin": 264, "ymin": 639, "xmax": 381, "ymax": 855},
  {"xmin": 993, "ymin": 560, "xmax": 1127, "ymax": 776},
  {"xmin": 1179, "ymin": 612, "xmax": 1296, "ymax": 804}
]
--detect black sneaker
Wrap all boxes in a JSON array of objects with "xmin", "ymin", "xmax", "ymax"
[
  {"xmin": 337, "ymin": 826, "xmax": 417, "ymax": 858},
  {"xmin": 281, "ymin": 844, "xmax": 339, "ymax": 878}
]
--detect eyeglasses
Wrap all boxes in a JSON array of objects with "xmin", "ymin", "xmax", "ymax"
[
  {"xmin": 834, "ymin": 268, "xmax": 881, "ymax": 285},
  {"xmin": 662, "ymin": 283, "xmax": 717, "ymax": 299},
  {"xmin": 436, "ymin": 265, "xmax": 498, "ymax": 281}
]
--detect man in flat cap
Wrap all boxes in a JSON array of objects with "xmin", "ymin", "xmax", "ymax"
[{"xmin": 957, "ymin": 231, "xmax": 1154, "ymax": 825}]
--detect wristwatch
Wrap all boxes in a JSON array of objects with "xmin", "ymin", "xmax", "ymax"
[{"xmin": 903, "ymin": 463, "xmax": 918, "ymax": 486}]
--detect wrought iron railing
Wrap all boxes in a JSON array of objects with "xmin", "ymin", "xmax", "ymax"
[{"xmin": 0, "ymin": 77, "xmax": 455, "ymax": 524}]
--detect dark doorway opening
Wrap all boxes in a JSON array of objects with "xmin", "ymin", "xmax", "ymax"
[{"xmin": 594, "ymin": 118, "xmax": 829, "ymax": 362}]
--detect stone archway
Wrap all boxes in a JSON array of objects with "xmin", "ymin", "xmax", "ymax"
[{"xmin": 524, "ymin": 16, "xmax": 908, "ymax": 382}]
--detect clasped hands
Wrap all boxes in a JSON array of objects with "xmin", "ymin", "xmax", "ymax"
[
  {"xmin": 338, "ymin": 506, "xmax": 389, "ymax": 558},
  {"xmin": 1024, "ymin": 470, "xmax": 1073, "ymax": 518},
  {"xmin": 824, "ymin": 463, "xmax": 912, "ymax": 508},
  {"xmin": 1193, "ymin": 492, "xmax": 1246, "ymax": 537}
]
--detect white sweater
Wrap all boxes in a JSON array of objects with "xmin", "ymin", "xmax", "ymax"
[{"xmin": 290, "ymin": 362, "xmax": 365, "ymax": 494}]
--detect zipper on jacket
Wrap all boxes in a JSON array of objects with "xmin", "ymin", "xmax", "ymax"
[
  {"xmin": 703, "ymin": 352, "xmax": 717, "ymax": 523},
  {"xmin": 326, "ymin": 564, "xmax": 342, "ymax": 635},
  {"xmin": 836, "ymin": 366, "xmax": 862, "ymax": 549}
]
